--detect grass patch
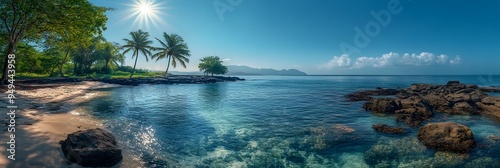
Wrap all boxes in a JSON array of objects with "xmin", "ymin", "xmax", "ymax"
[
  {"xmin": 14, "ymin": 71, "xmax": 166, "ymax": 80},
  {"xmin": 17, "ymin": 73, "xmax": 51, "ymax": 79}
]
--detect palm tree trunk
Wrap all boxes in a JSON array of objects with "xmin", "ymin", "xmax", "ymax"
[
  {"xmin": 130, "ymin": 53, "xmax": 139, "ymax": 78},
  {"xmin": 164, "ymin": 55, "xmax": 172, "ymax": 76},
  {"xmin": 105, "ymin": 59, "xmax": 110, "ymax": 73}
]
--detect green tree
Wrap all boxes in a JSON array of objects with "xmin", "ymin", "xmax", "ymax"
[
  {"xmin": 122, "ymin": 30, "xmax": 153, "ymax": 78},
  {"xmin": 96, "ymin": 42, "xmax": 124, "ymax": 73},
  {"xmin": 0, "ymin": 0, "xmax": 108, "ymax": 83},
  {"xmin": 198, "ymin": 56, "xmax": 228, "ymax": 76},
  {"xmin": 16, "ymin": 43, "xmax": 43, "ymax": 74},
  {"xmin": 72, "ymin": 36, "xmax": 105, "ymax": 75},
  {"xmin": 151, "ymin": 33, "xmax": 191, "ymax": 76}
]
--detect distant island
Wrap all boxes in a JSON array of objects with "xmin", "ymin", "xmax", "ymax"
[{"xmin": 171, "ymin": 65, "xmax": 307, "ymax": 76}]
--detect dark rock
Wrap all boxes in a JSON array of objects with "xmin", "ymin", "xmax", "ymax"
[
  {"xmin": 451, "ymin": 102, "xmax": 478, "ymax": 114},
  {"xmin": 372, "ymin": 124, "xmax": 405, "ymax": 134},
  {"xmin": 447, "ymin": 81, "xmax": 460, "ymax": 86},
  {"xmin": 390, "ymin": 97, "xmax": 433, "ymax": 126},
  {"xmin": 345, "ymin": 89, "xmax": 400, "ymax": 101},
  {"xmin": 60, "ymin": 128, "xmax": 122, "ymax": 167},
  {"xmin": 477, "ymin": 97, "xmax": 500, "ymax": 119},
  {"xmin": 363, "ymin": 98, "xmax": 402, "ymax": 113},
  {"xmin": 396, "ymin": 106, "xmax": 433, "ymax": 127},
  {"xmin": 417, "ymin": 122, "xmax": 475, "ymax": 153},
  {"xmin": 398, "ymin": 98, "xmax": 432, "ymax": 125},
  {"xmin": 480, "ymin": 86, "xmax": 500, "ymax": 93},
  {"xmin": 421, "ymin": 94, "xmax": 449, "ymax": 110}
]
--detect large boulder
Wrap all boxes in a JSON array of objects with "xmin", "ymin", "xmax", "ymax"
[
  {"xmin": 417, "ymin": 122, "xmax": 475, "ymax": 153},
  {"xmin": 60, "ymin": 128, "xmax": 122, "ymax": 167}
]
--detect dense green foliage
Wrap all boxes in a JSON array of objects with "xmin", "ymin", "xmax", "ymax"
[
  {"xmin": 198, "ymin": 56, "xmax": 228, "ymax": 76},
  {"xmin": 0, "ymin": 1, "xmax": 227, "ymax": 80},
  {"xmin": 0, "ymin": 0, "xmax": 108, "ymax": 83}
]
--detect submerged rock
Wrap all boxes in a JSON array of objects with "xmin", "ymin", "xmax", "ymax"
[
  {"xmin": 60, "ymin": 128, "xmax": 122, "ymax": 167},
  {"xmin": 464, "ymin": 157, "xmax": 500, "ymax": 168},
  {"xmin": 417, "ymin": 122, "xmax": 475, "ymax": 153},
  {"xmin": 364, "ymin": 137, "xmax": 428, "ymax": 166},
  {"xmin": 372, "ymin": 124, "xmax": 405, "ymax": 134},
  {"xmin": 487, "ymin": 135, "xmax": 500, "ymax": 141}
]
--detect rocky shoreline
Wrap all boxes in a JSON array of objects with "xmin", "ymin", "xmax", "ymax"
[
  {"xmin": 17, "ymin": 75, "xmax": 245, "ymax": 86},
  {"xmin": 347, "ymin": 81, "xmax": 500, "ymax": 153},
  {"xmin": 347, "ymin": 81, "xmax": 500, "ymax": 127}
]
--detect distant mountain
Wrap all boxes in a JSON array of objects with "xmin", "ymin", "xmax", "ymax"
[
  {"xmin": 226, "ymin": 65, "xmax": 307, "ymax": 76},
  {"xmin": 170, "ymin": 65, "xmax": 307, "ymax": 76}
]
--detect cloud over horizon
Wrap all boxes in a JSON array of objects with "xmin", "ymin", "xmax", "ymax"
[{"xmin": 321, "ymin": 52, "xmax": 462, "ymax": 69}]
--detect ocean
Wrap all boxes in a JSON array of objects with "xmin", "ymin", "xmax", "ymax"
[{"xmin": 79, "ymin": 75, "xmax": 500, "ymax": 167}]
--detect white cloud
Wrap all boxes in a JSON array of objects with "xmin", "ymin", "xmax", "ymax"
[
  {"xmin": 450, "ymin": 56, "xmax": 461, "ymax": 64},
  {"xmin": 321, "ymin": 52, "xmax": 462, "ymax": 69},
  {"xmin": 222, "ymin": 58, "xmax": 231, "ymax": 62},
  {"xmin": 320, "ymin": 54, "xmax": 351, "ymax": 69}
]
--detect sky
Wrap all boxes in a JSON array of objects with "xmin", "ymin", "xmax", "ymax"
[{"xmin": 88, "ymin": 0, "xmax": 500, "ymax": 75}]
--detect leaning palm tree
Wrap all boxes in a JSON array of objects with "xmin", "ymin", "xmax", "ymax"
[
  {"xmin": 151, "ymin": 32, "xmax": 191, "ymax": 76},
  {"xmin": 121, "ymin": 30, "xmax": 153, "ymax": 78}
]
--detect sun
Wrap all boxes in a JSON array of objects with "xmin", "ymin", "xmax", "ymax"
[
  {"xmin": 124, "ymin": 0, "xmax": 168, "ymax": 31},
  {"xmin": 139, "ymin": 4, "xmax": 152, "ymax": 15}
]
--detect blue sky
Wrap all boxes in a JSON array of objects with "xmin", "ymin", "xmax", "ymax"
[{"xmin": 89, "ymin": 0, "xmax": 500, "ymax": 75}]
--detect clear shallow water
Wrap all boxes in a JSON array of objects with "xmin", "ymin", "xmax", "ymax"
[{"xmin": 80, "ymin": 75, "xmax": 500, "ymax": 167}]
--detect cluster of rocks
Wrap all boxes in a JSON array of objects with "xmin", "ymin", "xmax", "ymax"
[
  {"xmin": 347, "ymin": 81, "xmax": 500, "ymax": 127},
  {"xmin": 19, "ymin": 75, "xmax": 245, "ymax": 86},
  {"xmin": 347, "ymin": 81, "xmax": 500, "ymax": 153}
]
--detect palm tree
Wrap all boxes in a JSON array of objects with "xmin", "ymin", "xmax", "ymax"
[
  {"xmin": 151, "ymin": 32, "xmax": 191, "ymax": 76},
  {"xmin": 121, "ymin": 30, "xmax": 153, "ymax": 78}
]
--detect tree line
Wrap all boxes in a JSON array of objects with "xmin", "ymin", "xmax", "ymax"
[{"xmin": 0, "ymin": 0, "xmax": 228, "ymax": 83}]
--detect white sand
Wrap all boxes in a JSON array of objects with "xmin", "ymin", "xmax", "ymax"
[{"xmin": 0, "ymin": 81, "xmax": 144, "ymax": 168}]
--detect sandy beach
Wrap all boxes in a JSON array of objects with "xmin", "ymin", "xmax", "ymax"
[{"xmin": 0, "ymin": 81, "xmax": 143, "ymax": 168}]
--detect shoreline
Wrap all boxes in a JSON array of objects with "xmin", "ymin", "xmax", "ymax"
[
  {"xmin": 0, "ymin": 81, "xmax": 143, "ymax": 167},
  {"xmin": 17, "ymin": 75, "xmax": 245, "ymax": 86}
]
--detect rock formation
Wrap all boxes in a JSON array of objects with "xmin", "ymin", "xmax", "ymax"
[
  {"xmin": 60, "ymin": 128, "xmax": 122, "ymax": 167},
  {"xmin": 346, "ymin": 81, "xmax": 500, "ymax": 126}
]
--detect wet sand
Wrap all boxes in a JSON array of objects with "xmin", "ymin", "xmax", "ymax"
[{"xmin": 0, "ymin": 81, "xmax": 143, "ymax": 168}]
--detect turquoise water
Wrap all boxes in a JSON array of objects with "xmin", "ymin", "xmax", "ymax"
[{"xmin": 82, "ymin": 76, "xmax": 500, "ymax": 167}]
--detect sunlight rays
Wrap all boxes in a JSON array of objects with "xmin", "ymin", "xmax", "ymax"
[{"xmin": 122, "ymin": 0, "xmax": 170, "ymax": 31}]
